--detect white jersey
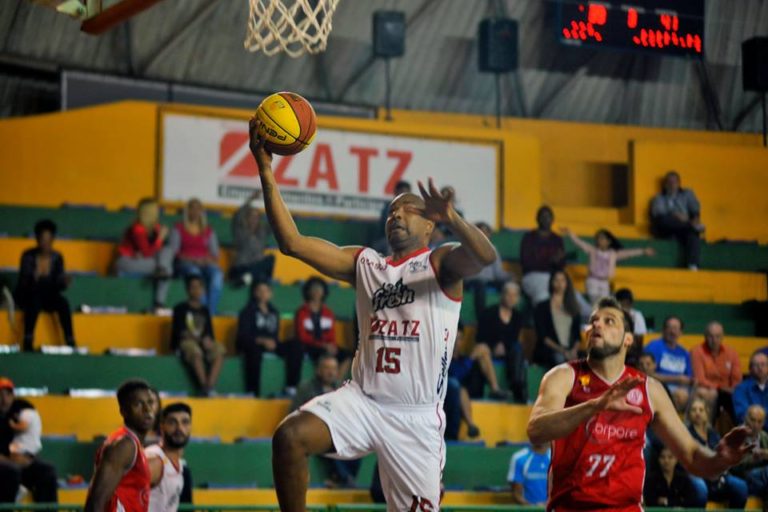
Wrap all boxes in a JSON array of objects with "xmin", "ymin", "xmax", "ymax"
[
  {"xmin": 145, "ymin": 444, "xmax": 183, "ymax": 512},
  {"xmin": 353, "ymin": 247, "xmax": 462, "ymax": 405}
]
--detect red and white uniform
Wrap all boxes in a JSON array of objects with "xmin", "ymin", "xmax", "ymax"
[
  {"xmin": 301, "ymin": 247, "xmax": 461, "ymax": 511},
  {"xmin": 549, "ymin": 360, "xmax": 653, "ymax": 512},
  {"xmin": 145, "ymin": 444, "xmax": 183, "ymax": 512},
  {"xmin": 94, "ymin": 427, "xmax": 151, "ymax": 512}
]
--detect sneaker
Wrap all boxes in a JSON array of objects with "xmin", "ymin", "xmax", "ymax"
[
  {"xmin": 688, "ymin": 264, "xmax": 699, "ymax": 271},
  {"xmin": 489, "ymin": 388, "xmax": 512, "ymax": 401}
]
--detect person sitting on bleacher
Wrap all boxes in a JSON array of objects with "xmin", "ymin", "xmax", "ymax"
[
  {"xmin": 690, "ymin": 321, "xmax": 742, "ymax": 423},
  {"xmin": 15, "ymin": 219, "xmax": 76, "ymax": 351},
  {"xmin": 171, "ymin": 276, "xmax": 225, "ymax": 397},
  {"xmin": 475, "ymin": 281, "xmax": 527, "ymax": 403},
  {"xmin": 732, "ymin": 405, "xmax": 768, "ymax": 504},
  {"xmin": 644, "ymin": 316, "xmax": 692, "ymax": 413},
  {"xmin": 686, "ymin": 398, "xmax": 748, "ymax": 509},
  {"xmin": 229, "ymin": 191, "xmax": 275, "ymax": 287},
  {"xmin": 294, "ymin": 277, "xmax": 351, "ymax": 378},
  {"xmin": 531, "ymin": 270, "xmax": 581, "ymax": 370},
  {"xmin": 449, "ymin": 323, "xmax": 511, "ymax": 401},
  {"xmin": 615, "ymin": 288, "xmax": 648, "ymax": 368},
  {"xmin": 520, "ymin": 206, "xmax": 565, "ymax": 305},
  {"xmin": 116, "ymin": 198, "xmax": 174, "ymax": 311},
  {"xmin": 650, "ymin": 170, "xmax": 704, "ymax": 271},
  {"xmin": 507, "ymin": 441, "xmax": 551, "ymax": 507},
  {"xmin": 236, "ymin": 281, "xmax": 302, "ymax": 397},
  {"xmin": 643, "ymin": 446, "xmax": 701, "ymax": 508},
  {"xmin": 0, "ymin": 377, "xmax": 58, "ymax": 505},
  {"xmin": 169, "ymin": 198, "xmax": 223, "ymax": 315},
  {"xmin": 733, "ymin": 352, "xmax": 768, "ymax": 431}
]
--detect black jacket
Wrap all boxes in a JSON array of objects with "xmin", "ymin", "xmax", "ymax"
[{"xmin": 236, "ymin": 301, "xmax": 280, "ymax": 353}]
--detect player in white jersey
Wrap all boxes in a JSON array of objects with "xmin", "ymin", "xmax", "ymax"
[
  {"xmin": 248, "ymin": 119, "xmax": 498, "ymax": 511},
  {"xmin": 147, "ymin": 403, "xmax": 191, "ymax": 512}
]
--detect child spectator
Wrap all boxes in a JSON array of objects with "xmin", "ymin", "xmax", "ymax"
[
  {"xmin": 15, "ymin": 219, "xmax": 76, "ymax": 351},
  {"xmin": 170, "ymin": 198, "xmax": 223, "ymax": 315},
  {"xmin": 236, "ymin": 281, "xmax": 302, "ymax": 396},
  {"xmin": 294, "ymin": 277, "xmax": 351, "ymax": 376},
  {"xmin": 171, "ymin": 276, "xmax": 225, "ymax": 396},
  {"xmin": 562, "ymin": 227, "xmax": 654, "ymax": 304},
  {"xmin": 229, "ymin": 192, "xmax": 275, "ymax": 286},
  {"xmin": 508, "ymin": 442, "xmax": 551, "ymax": 506},
  {"xmin": 116, "ymin": 198, "xmax": 174, "ymax": 310},
  {"xmin": 532, "ymin": 270, "xmax": 581, "ymax": 369}
]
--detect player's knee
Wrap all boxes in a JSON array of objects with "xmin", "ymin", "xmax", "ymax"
[
  {"xmin": 473, "ymin": 344, "xmax": 490, "ymax": 359},
  {"xmin": 273, "ymin": 418, "xmax": 305, "ymax": 455}
]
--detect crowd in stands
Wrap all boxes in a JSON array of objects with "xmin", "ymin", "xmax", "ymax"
[{"xmin": 4, "ymin": 169, "xmax": 768, "ymax": 508}]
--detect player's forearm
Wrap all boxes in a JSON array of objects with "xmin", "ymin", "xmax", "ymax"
[
  {"xmin": 257, "ymin": 165, "xmax": 303, "ymax": 255},
  {"xmin": 685, "ymin": 445, "xmax": 730, "ymax": 479},
  {"xmin": 527, "ymin": 399, "xmax": 601, "ymax": 444},
  {"xmin": 443, "ymin": 209, "xmax": 496, "ymax": 266}
]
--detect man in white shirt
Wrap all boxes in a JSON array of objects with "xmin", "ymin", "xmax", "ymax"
[{"xmin": 147, "ymin": 403, "xmax": 192, "ymax": 512}]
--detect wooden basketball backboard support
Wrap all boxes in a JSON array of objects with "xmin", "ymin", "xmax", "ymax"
[{"xmin": 80, "ymin": 0, "xmax": 164, "ymax": 35}]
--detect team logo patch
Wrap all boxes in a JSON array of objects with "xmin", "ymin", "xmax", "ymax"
[
  {"xmin": 626, "ymin": 388, "xmax": 643, "ymax": 406},
  {"xmin": 372, "ymin": 278, "xmax": 416, "ymax": 312}
]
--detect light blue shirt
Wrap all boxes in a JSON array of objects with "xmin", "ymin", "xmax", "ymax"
[
  {"xmin": 507, "ymin": 446, "xmax": 551, "ymax": 504},
  {"xmin": 645, "ymin": 338, "xmax": 692, "ymax": 377}
]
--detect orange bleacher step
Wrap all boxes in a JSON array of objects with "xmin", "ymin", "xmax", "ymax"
[{"xmin": 569, "ymin": 264, "xmax": 767, "ymax": 304}]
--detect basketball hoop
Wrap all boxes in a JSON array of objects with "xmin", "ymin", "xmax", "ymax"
[{"xmin": 244, "ymin": 0, "xmax": 340, "ymax": 58}]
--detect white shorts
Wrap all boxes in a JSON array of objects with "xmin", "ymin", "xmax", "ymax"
[{"xmin": 301, "ymin": 380, "xmax": 445, "ymax": 511}]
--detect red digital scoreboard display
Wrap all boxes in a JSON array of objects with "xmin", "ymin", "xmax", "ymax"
[{"xmin": 558, "ymin": 0, "xmax": 705, "ymax": 57}]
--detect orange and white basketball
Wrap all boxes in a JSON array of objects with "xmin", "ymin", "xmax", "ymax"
[{"xmin": 254, "ymin": 91, "xmax": 317, "ymax": 156}]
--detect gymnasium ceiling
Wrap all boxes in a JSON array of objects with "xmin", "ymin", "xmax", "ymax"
[{"xmin": 1, "ymin": 0, "xmax": 766, "ymax": 132}]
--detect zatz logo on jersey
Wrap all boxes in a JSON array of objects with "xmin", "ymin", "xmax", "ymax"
[
  {"xmin": 372, "ymin": 278, "xmax": 415, "ymax": 312},
  {"xmin": 407, "ymin": 259, "xmax": 429, "ymax": 273}
]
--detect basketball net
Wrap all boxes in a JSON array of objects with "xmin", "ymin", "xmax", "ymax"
[{"xmin": 244, "ymin": 0, "xmax": 340, "ymax": 58}]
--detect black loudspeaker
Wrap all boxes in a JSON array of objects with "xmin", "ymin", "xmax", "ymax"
[
  {"xmin": 478, "ymin": 18, "xmax": 518, "ymax": 73},
  {"xmin": 742, "ymin": 37, "xmax": 768, "ymax": 92},
  {"xmin": 373, "ymin": 11, "xmax": 405, "ymax": 58}
]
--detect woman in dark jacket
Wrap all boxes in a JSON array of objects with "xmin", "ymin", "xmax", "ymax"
[{"xmin": 532, "ymin": 270, "xmax": 581, "ymax": 369}]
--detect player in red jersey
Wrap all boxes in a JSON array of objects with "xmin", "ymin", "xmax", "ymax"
[
  {"xmin": 528, "ymin": 297, "xmax": 751, "ymax": 512},
  {"xmin": 85, "ymin": 380, "xmax": 157, "ymax": 512}
]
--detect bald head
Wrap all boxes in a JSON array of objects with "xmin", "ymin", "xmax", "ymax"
[
  {"xmin": 750, "ymin": 352, "xmax": 768, "ymax": 383},
  {"xmin": 745, "ymin": 404, "xmax": 766, "ymax": 434},
  {"xmin": 704, "ymin": 321, "xmax": 724, "ymax": 353},
  {"xmin": 385, "ymin": 193, "xmax": 434, "ymax": 252}
]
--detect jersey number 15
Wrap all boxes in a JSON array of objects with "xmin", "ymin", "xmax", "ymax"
[{"xmin": 375, "ymin": 347, "xmax": 401, "ymax": 374}]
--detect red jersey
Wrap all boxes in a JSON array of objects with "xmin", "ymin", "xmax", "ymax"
[
  {"xmin": 548, "ymin": 360, "xmax": 653, "ymax": 512},
  {"xmin": 94, "ymin": 427, "xmax": 150, "ymax": 512}
]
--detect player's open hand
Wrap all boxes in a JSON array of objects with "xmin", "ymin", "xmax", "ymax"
[
  {"xmin": 248, "ymin": 117, "xmax": 273, "ymax": 171},
  {"xmin": 418, "ymin": 178, "xmax": 455, "ymax": 223},
  {"xmin": 715, "ymin": 426, "xmax": 753, "ymax": 466},
  {"xmin": 594, "ymin": 376, "xmax": 645, "ymax": 414}
]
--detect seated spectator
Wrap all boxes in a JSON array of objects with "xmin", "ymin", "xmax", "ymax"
[
  {"xmin": 507, "ymin": 442, "xmax": 550, "ymax": 506},
  {"xmin": 372, "ymin": 180, "xmax": 411, "ymax": 254},
  {"xmin": 171, "ymin": 276, "xmax": 225, "ymax": 396},
  {"xmin": 15, "ymin": 219, "xmax": 76, "ymax": 351},
  {"xmin": 733, "ymin": 351, "xmax": 768, "ymax": 430},
  {"xmin": 690, "ymin": 321, "xmax": 741, "ymax": 421},
  {"xmin": 476, "ymin": 281, "xmax": 527, "ymax": 403},
  {"xmin": 650, "ymin": 171, "xmax": 704, "ymax": 270},
  {"xmin": 236, "ymin": 281, "xmax": 301, "ymax": 397},
  {"xmin": 465, "ymin": 222, "xmax": 511, "ymax": 318},
  {"xmin": 644, "ymin": 316, "xmax": 692, "ymax": 413},
  {"xmin": 532, "ymin": 271, "xmax": 581, "ymax": 369},
  {"xmin": 116, "ymin": 198, "xmax": 173, "ymax": 310},
  {"xmin": 732, "ymin": 405, "xmax": 768, "ymax": 503},
  {"xmin": 448, "ymin": 323, "xmax": 511, "ymax": 401},
  {"xmin": 0, "ymin": 377, "xmax": 58, "ymax": 504},
  {"xmin": 615, "ymin": 288, "xmax": 648, "ymax": 368},
  {"xmin": 294, "ymin": 277, "xmax": 351, "ymax": 377},
  {"xmin": 520, "ymin": 206, "xmax": 565, "ymax": 304},
  {"xmin": 170, "ymin": 198, "xmax": 223, "ymax": 315},
  {"xmin": 686, "ymin": 398, "xmax": 748, "ymax": 509},
  {"xmin": 562, "ymin": 227, "xmax": 654, "ymax": 304},
  {"xmin": 290, "ymin": 355, "xmax": 360, "ymax": 488},
  {"xmin": 442, "ymin": 376, "xmax": 480, "ymax": 440},
  {"xmin": 229, "ymin": 192, "xmax": 275, "ymax": 286},
  {"xmin": 643, "ymin": 447, "xmax": 702, "ymax": 508}
]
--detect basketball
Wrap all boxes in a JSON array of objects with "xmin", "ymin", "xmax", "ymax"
[{"xmin": 255, "ymin": 91, "xmax": 317, "ymax": 156}]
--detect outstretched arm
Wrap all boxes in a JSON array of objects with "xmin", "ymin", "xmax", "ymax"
[
  {"xmin": 249, "ymin": 119, "xmax": 361, "ymax": 284},
  {"xmin": 649, "ymin": 378, "xmax": 751, "ymax": 479},
  {"xmin": 562, "ymin": 228, "xmax": 595, "ymax": 256},
  {"xmin": 615, "ymin": 247, "xmax": 655, "ymax": 261},
  {"xmin": 527, "ymin": 366, "xmax": 644, "ymax": 445},
  {"xmin": 421, "ymin": 180, "xmax": 496, "ymax": 290}
]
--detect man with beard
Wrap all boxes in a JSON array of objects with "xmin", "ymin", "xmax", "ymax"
[
  {"xmin": 147, "ymin": 403, "xmax": 191, "ymax": 512},
  {"xmin": 85, "ymin": 380, "xmax": 157, "ymax": 512},
  {"xmin": 527, "ymin": 297, "xmax": 752, "ymax": 512}
]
